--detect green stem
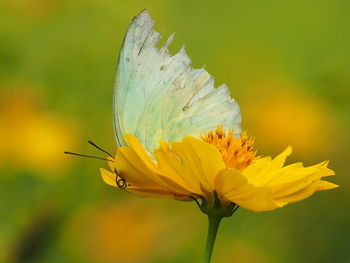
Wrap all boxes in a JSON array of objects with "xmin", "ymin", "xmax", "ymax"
[{"xmin": 203, "ymin": 215, "xmax": 223, "ymax": 263}]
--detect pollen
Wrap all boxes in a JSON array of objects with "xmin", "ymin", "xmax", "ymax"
[{"xmin": 202, "ymin": 125, "xmax": 257, "ymax": 171}]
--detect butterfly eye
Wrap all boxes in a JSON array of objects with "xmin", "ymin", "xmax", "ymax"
[{"xmin": 114, "ymin": 168, "xmax": 128, "ymax": 189}]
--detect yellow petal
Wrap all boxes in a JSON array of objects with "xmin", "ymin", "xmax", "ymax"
[
  {"xmin": 107, "ymin": 157, "xmax": 115, "ymax": 171},
  {"xmin": 270, "ymin": 163, "xmax": 336, "ymax": 203},
  {"xmin": 156, "ymin": 173, "xmax": 194, "ymax": 196},
  {"xmin": 126, "ymin": 186, "xmax": 179, "ymax": 199},
  {"xmin": 123, "ymin": 134, "xmax": 159, "ymax": 172},
  {"xmin": 243, "ymin": 146, "xmax": 292, "ymax": 185},
  {"xmin": 235, "ymin": 188, "xmax": 287, "ymax": 212},
  {"xmin": 316, "ymin": 181, "xmax": 339, "ymax": 191},
  {"xmin": 274, "ymin": 180, "xmax": 321, "ymax": 203},
  {"xmin": 266, "ymin": 163, "xmax": 310, "ymax": 187},
  {"xmin": 153, "ymin": 140, "xmax": 197, "ymax": 193},
  {"xmin": 214, "ymin": 168, "xmax": 250, "ymax": 196},
  {"xmin": 155, "ymin": 136, "xmax": 225, "ymax": 194},
  {"xmin": 241, "ymin": 156, "xmax": 272, "ymax": 182},
  {"xmin": 270, "ymin": 146, "xmax": 292, "ymax": 170},
  {"xmin": 272, "ymin": 174, "xmax": 320, "ymax": 199},
  {"xmin": 268, "ymin": 161, "xmax": 332, "ymax": 187},
  {"xmin": 100, "ymin": 168, "xmax": 117, "ymax": 186},
  {"xmin": 116, "ymin": 135, "xmax": 200, "ymax": 197},
  {"xmin": 214, "ymin": 168, "xmax": 286, "ymax": 212},
  {"xmin": 319, "ymin": 162, "xmax": 336, "ymax": 177},
  {"xmin": 117, "ymin": 146, "xmax": 162, "ymax": 186}
]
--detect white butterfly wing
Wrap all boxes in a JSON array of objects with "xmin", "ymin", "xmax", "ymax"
[{"xmin": 114, "ymin": 10, "xmax": 241, "ymax": 152}]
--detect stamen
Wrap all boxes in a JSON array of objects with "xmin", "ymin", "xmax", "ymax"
[{"xmin": 202, "ymin": 125, "xmax": 256, "ymax": 170}]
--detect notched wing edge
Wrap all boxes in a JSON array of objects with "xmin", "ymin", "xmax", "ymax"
[{"xmin": 114, "ymin": 9, "xmax": 242, "ymax": 147}]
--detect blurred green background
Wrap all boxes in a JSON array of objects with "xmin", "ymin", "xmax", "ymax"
[{"xmin": 0, "ymin": 0, "xmax": 349, "ymax": 262}]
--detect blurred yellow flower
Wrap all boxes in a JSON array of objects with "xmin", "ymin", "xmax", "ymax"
[
  {"xmin": 100, "ymin": 125, "xmax": 337, "ymax": 213},
  {"xmin": 243, "ymin": 79, "xmax": 343, "ymax": 157},
  {"xmin": 65, "ymin": 202, "xmax": 164, "ymax": 263},
  {"xmin": 1, "ymin": 0, "xmax": 65, "ymax": 21},
  {"xmin": 0, "ymin": 88, "xmax": 76, "ymax": 174}
]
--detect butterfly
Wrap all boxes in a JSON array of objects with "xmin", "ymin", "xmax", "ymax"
[
  {"xmin": 113, "ymin": 9, "xmax": 241, "ymax": 153},
  {"xmin": 65, "ymin": 9, "xmax": 241, "ymax": 187}
]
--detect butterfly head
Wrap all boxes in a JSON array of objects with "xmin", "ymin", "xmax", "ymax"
[{"xmin": 64, "ymin": 141, "xmax": 128, "ymax": 189}]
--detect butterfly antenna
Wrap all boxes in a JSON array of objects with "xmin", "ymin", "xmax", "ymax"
[
  {"xmin": 64, "ymin": 151, "xmax": 114, "ymax": 162},
  {"xmin": 88, "ymin": 140, "xmax": 114, "ymax": 158}
]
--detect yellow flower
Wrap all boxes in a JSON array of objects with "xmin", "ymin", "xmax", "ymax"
[
  {"xmin": 100, "ymin": 125, "xmax": 337, "ymax": 212},
  {"xmin": 0, "ymin": 88, "xmax": 76, "ymax": 174},
  {"xmin": 243, "ymin": 81, "xmax": 343, "ymax": 158},
  {"xmin": 65, "ymin": 202, "xmax": 163, "ymax": 263}
]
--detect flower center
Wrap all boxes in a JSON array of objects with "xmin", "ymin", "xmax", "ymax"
[{"xmin": 202, "ymin": 125, "xmax": 256, "ymax": 171}]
